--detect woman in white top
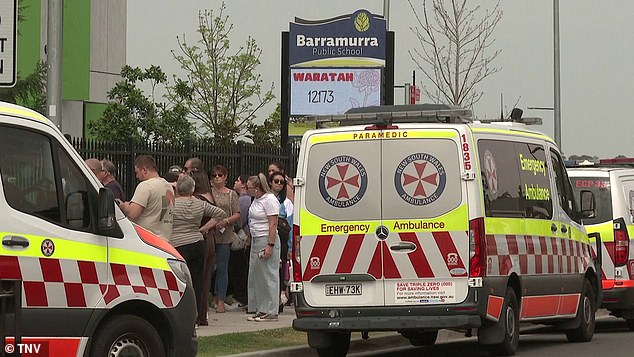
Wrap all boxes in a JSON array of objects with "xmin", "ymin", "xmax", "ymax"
[{"xmin": 246, "ymin": 173, "xmax": 280, "ymax": 322}]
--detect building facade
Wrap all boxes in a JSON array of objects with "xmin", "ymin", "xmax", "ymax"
[{"xmin": 19, "ymin": 0, "xmax": 126, "ymax": 138}]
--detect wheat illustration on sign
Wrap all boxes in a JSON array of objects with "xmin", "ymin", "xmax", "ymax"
[{"xmin": 354, "ymin": 13, "xmax": 370, "ymax": 32}]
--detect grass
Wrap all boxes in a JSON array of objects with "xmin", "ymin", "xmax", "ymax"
[{"xmin": 197, "ymin": 327, "xmax": 308, "ymax": 357}]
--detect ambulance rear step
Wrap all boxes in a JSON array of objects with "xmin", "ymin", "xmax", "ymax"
[{"xmin": 0, "ymin": 280, "xmax": 22, "ymax": 357}]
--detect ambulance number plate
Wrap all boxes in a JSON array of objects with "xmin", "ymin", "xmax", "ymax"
[{"xmin": 325, "ymin": 284, "xmax": 362, "ymax": 296}]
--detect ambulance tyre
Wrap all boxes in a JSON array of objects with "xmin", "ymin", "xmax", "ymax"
[
  {"xmin": 315, "ymin": 332, "xmax": 351, "ymax": 357},
  {"xmin": 91, "ymin": 314, "xmax": 165, "ymax": 357},
  {"xmin": 487, "ymin": 288, "xmax": 519, "ymax": 356},
  {"xmin": 565, "ymin": 279, "xmax": 595, "ymax": 343}
]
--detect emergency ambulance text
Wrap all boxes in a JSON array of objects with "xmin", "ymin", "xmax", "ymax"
[
  {"xmin": 320, "ymin": 223, "xmax": 371, "ymax": 234},
  {"xmin": 518, "ymin": 153, "xmax": 546, "ymax": 176},
  {"xmin": 392, "ymin": 220, "xmax": 445, "ymax": 230}
]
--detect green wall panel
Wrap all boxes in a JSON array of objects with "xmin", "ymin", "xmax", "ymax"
[
  {"xmin": 17, "ymin": 0, "xmax": 41, "ymax": 78},
  {"xmin": 62, "ymin": 0, "xmax": 90, "ymax": 100},
  {"xmin": 84, "ymin": 102, "xmax": 106, "ymax": 139}
]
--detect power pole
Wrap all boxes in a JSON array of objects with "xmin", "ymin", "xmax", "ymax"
[
  {"xmin": 46, "ymin": 0, "xmax": 63, "ymax": 129},
  {"xmin": 553, "ymin": 0, "xmax": 561, "ymax": 147}
]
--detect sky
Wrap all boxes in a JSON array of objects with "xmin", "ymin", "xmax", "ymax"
[{"xmin": 127, "ymin": 1, "xmax": 634, "ymax": 158}]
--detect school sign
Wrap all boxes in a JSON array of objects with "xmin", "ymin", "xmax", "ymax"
[{"xmin": 289, "ymin": 10, "xmax": 386, "ymax": 67}]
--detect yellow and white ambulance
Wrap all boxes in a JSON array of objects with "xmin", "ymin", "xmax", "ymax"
[
  {"xmin": 0, "ymin": 102, "xmax": 197, "ymax": 356},
  {"xmin": 290, "ymin": 104, "xmax": 601, "ymax": 356},
  {"xmin": 568, "ymin": 158, "xmax": 634, "ymax": 330}
]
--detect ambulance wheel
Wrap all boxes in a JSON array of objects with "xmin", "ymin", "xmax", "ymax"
[
  {"xmin": 626, "ymin": 318, "xmax": 634, "ymax": 331},
  {"xmin": 488, "ymin": 288, "xmax": 519, "ymax": 356},
  {"xmin": 91, "ymin": 314, "xmax": 165, "ymax": 357},
  {"xmin": 315, "ymin": 332, "xmax": 351, "ymax": 357},
  {"xmin": 402, "ymin": 330, "xmax": 438, "ymax": 346},
  {"xmin": 565, "ymin": 279, "xmax": 596, "ymax": 342}
]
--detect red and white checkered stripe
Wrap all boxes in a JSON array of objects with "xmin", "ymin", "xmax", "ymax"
[
  {"xmin": 485, "ymin": 234, "xmax": 593, "ymax": 276},
  {"xmin": 301, "ymin": 230, "xmax": 469, "ymax": 281},
  {"xmin": 0, "ymin": 255, "xmax": 185, "ymax": 308}
]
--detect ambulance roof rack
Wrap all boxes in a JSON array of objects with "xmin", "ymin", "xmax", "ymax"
[
  {"xmin": 308, "ymin": 104, "xmax": 473, "ymax": 127},
  {"xmin": 565, "ymin": 158, "xmax": 634, "ymax": 168}
]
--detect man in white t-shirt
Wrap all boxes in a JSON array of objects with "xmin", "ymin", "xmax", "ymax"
[{"xmin": 120, "ymin": 155, "xmax": 175, "ymax": 241}]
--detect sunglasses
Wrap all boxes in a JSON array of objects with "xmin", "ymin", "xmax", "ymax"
[
  {"xmin": 272, "ymin": 178, "xmax": 285, "ymax": 185},
  {"xmin": 211, "ymin": 173, "xmax": 224, "ymax": 178}
]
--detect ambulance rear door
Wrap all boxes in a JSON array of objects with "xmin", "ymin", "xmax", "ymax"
[{"xmin": 380, "ymin": 126, "xmax": 470, "ymax": 306}]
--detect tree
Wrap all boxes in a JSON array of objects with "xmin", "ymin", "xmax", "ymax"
[
  {"xmin": 89, "ymin": 65, "xmax": 195, "ymax": 144},
  {"xmin": 408, "ymin": 0, "xmax": 502, "ymax": 107},
  {"xmin": 0, "ymin": 60, "xmax": 47, "ymax": 114},
  {"xmin": 248, "ymin": 103, "xmax": 280, "ymax": 147},
  {"xmin": 170, "ymin": 2, "xmax": 274, "ymax": 145},
  {"xmin": 0, "ymin": 3, "xmax": 47, "ymax": 114}
]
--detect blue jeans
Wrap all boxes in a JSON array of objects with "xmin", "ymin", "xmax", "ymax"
[{"xmin": 214, "ymin": 243, "xmax": 231, "ymax": 300}]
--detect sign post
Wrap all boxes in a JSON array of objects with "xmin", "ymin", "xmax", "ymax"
[{"xmin": 0, "ymin": 0, "xmax": 17, "ymax": 87}]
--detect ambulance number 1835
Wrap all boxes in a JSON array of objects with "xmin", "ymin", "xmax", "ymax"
[{"xmin": 325, "ymin": 284, "xmax": 362, "ymax": 296}]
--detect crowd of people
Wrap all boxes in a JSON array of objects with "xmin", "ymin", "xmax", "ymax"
[{"xmin": 85, "ymin": 156, "xmax": 294, "ymax": 326}]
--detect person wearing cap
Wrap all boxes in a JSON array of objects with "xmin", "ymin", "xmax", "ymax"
[{"xmin": 165, "ymin": 165, "xmax": 182, "ymax": 184}]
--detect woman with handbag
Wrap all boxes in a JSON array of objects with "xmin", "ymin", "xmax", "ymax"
[
  {"xmin": 210, "ymin": 165, "xmax": 240, "ymax": 313},
  {"xmin": 269, "ymin": 171, "xmax": 293, "ymax": 312},
  {"xmin": 191, "ymin": 171, "xmax": 217, "ymax": 326},
  {"xmin": 229, "ymin": 174, "xmax": 253, "ymax": 308},
  {"xmin": 171, "ymin": 174, "xmax": 227, "ymax": 327},
  {"xmin": 246, "ymin": 173, "xmax": 280, "ymax": 322}
]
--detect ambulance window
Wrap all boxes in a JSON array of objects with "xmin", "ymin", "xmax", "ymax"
[
  {"xmin": 517, "ymin": 143, "xmax": 552, "ymax": 219},
  {"xmin": 0, "ymin": 126, "xmax": 60, "ymax": 222},
  {"xmin": 550, "ymin": 149, "xmax": 578, "ymax": 222},
  {"xmin": 57, "ymin": 147, "xmax": 96, "ymax": 231},
  {"xmin": 570, "ymin": 176, "xmax": 611, "ymax": 224},
  {"xmin": 477, "ymin": 140, "xmax": 523, "ymax": 218}
]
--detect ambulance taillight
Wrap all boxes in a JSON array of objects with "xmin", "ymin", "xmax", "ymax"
[
  {"xmin": 292, "ymin": 224, "xmax": 302, "ymax": 282},
  {"xmin": 614, "ymin": 218, "xmax": 629, "ymax": 267},
  {"xmin": 469, "ymin": 217, "xmax": 487, "ymax": 278}
]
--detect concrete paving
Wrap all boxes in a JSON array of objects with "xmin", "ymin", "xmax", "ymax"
[{"xmin": 196, "ymin": 304, "xmax": 297, "ymax": 337}]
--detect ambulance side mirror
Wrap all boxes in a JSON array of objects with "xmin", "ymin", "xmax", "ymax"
[
  {"xmin": 580, "ymin": 190, "xmax": 596, "ymax": 219},
  {"xmin": 97, "ymin": 188, "xmax": 123, "ymax": 238}
]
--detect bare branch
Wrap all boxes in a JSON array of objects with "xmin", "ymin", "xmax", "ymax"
[{"xmin": 409, "ymin": 0, "xmax": 502, "ymax": 106}]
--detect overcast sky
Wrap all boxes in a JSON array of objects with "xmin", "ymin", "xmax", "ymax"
[{"xmin": 127, "ymin": 1, "xmax": 634, "ymax": 158}]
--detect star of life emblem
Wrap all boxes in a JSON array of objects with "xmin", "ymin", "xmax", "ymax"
[
  {"xmin": 41, "ymin": 239, "xmax": 55, "ymax": 257},
  {"xmin": 394, "ymin": 153, "xmax": 446, "ymax": 206},
  {"xmin": 319, "ymin": 155, "xmax": 368, "ymax": 208}
]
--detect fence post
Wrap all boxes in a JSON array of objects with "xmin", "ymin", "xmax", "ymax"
[
  {"xmin": 237, "ymin": 141, "xmax": 245, "ymax": 177},
  {"xmin": 125, "ymin": 137, "xmax": 135, "ymax": 200},
  {"xmin": 184, "ymin": 140, "xmax": 192, "ymax": 159}
]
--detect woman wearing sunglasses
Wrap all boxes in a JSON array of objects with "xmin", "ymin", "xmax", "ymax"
[
  {"xmin": 269, "ymin": 171, "xmax": 294, "ymax": 312},
  {"xmin": 209, "ymin": 165, "xmax": 241, "ymax": 313}
]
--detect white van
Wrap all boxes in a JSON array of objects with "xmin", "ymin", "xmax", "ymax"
[
  {"xmin": 0, "ymin": 102, "xmax": 197, "ymax": 356},
  {"xmin": 290, "ymin": 105, "xmax": 601, "ymax": 356},
  {"xmin": 568, "ymin": 159, "xmax": 634, "ymax": 330}
]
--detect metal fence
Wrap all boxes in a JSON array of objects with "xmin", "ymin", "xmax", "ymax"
[{"xmin": 70, "ymin": 138, "xmax": 300, "ymax": 201}]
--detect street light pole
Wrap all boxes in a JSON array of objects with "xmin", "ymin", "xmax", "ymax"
[
  {"xmin": 554, "ymin": 0, "xmax": 561, "ymax": 147},
  {"xmin": 47, "ymin": 0, "xmax": 63, "ymax": 130}
]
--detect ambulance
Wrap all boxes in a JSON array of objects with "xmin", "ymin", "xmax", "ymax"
[
  {"xmin": 290, "ymin": 104, "xmax": 601, "ymax": 356},
  {"xmin": 0, "ymin": 102, "xmax": 197, "ymax": 357},
  {"xmin": 568, "ymin": 158, "xmax": 634, "ymax": 330}
]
